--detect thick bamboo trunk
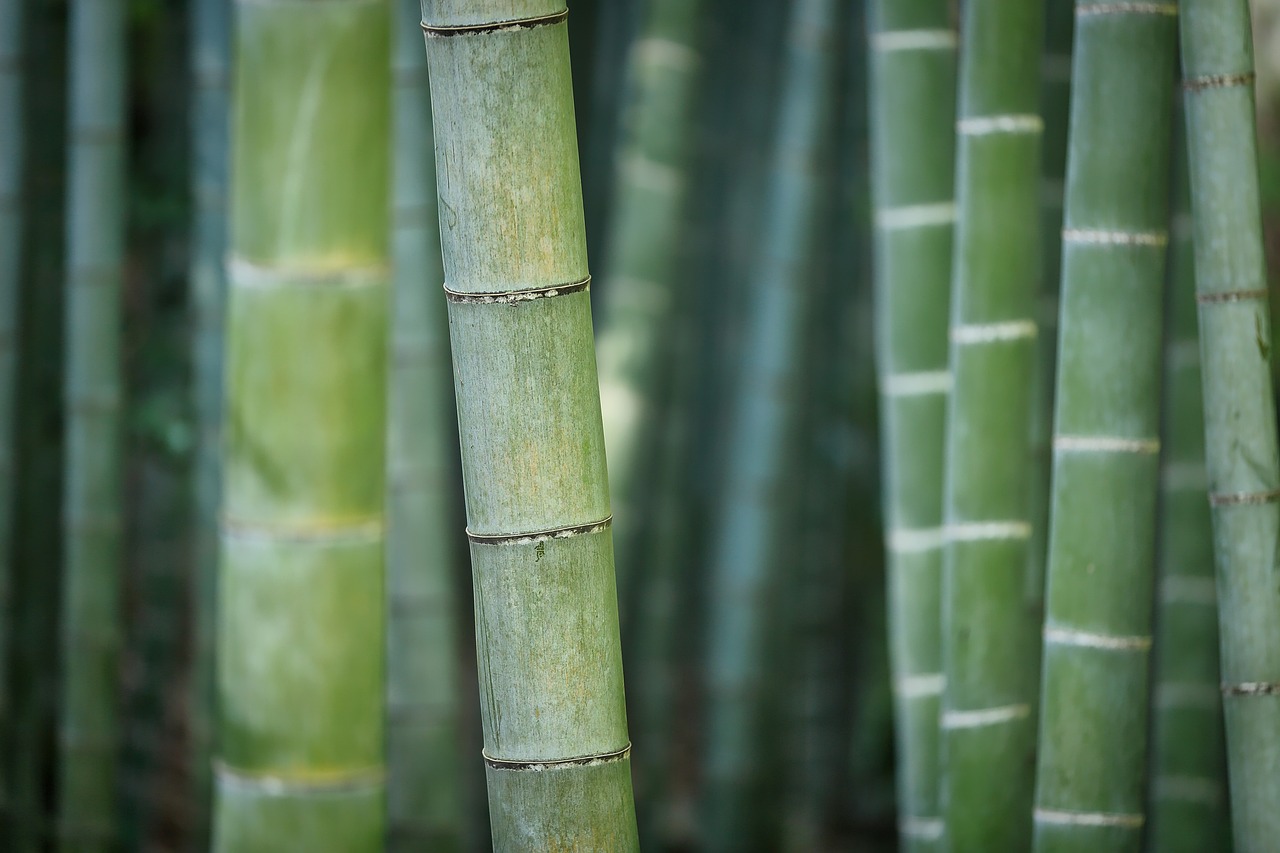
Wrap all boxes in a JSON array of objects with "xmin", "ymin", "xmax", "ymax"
[
  {"xmin": 385, "ymin": 0, "xmax": 461, "ymax": 848},
  {"xmin": 867, "ymin": 2, "xmax": 957, "ymax": 849},
  {"xmin": 57, "ymin": 0, "xmax": 127, "ymax": 847},
  {"xmin": 1033, "ymin": 5, "xmax": 1177, "ymax": 850},
  {"xmin": 1179, "ymin": 2, "xmax": 1280, "ymax": 849},
  {"xmin": 940, "ymin": 2, "xmax": 1045, "ymax": 849},
  {"xmin": 420, "ymin": 3, "xmax": 639, "ymax": 848},
  {"xmin": 187, "ymin": 0, "xmax": 230, "ymax": 846},
  {"xmin": 214, "ymin": 1, "xmax": 391, "ymax": 848},
  {"xmin": 1145, "ymin": 116, "xmax": 1228, "ymax": 853}
]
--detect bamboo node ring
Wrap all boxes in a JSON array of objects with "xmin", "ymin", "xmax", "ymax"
[
  {"xmin": 1208, "ymin": 488, "xmax": 1280, "ymax": 507},
  {"xmin": 422, "ymin": 9, "xmax": 568, "ymax": 37},
  {"xmin": 1222, "ymin": 682, "xmax": 1280, "ymax": 696},
  {"xmin": 1184, "ymin": 72, "xmax": 1256, "ymax": 92},
  {"xmin": 483, "ymin": 743, "xmax": 631, "ymax": 771},
  {"xmin": 444, "ymin": 275, "xmax": 591, "ymax": 304},
  {"xmin": 1195, "ymin": 288, "xmax": 1268, "ymax": 305},
  {"xmin": 1076, "ymin": 2, "xmax": 1177, "ymax": 15}
]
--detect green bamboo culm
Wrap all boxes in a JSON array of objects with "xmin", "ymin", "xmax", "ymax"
[
  {"xmin": 1145, "ymin": 113, "xmax": 1229, "ymax": 853},
  {"xmin": 214, "ymin": 0, "xmax": 391, "ymax": 849},
  {"xmin": 188, "ymin": 0, "xmax": 231, "ymax": 845},
  {"xmin": 385, "ymin": 0, "xmax": 461, "ymax": 848},
  {"xmin": 939, "ymin": 2, "xmax": 1044, "ymax": 849},
  {"xmin": 57, "ymin": 0, "xmax": 127, "ymax": 847},
  {"xmin": 1032, "ymin": 4, "xmax": 1178, "ymax": 850},
  {"xmin": 420, "ymin": 3, "xmax": 639, "ymax": 848},
  {"xmin": 866, "ymin": 1, "xmax": 956, "ymax": 850},
  {"xmin": 700, "ymin": 0, "xmax": 840, "ymax": 848},
  {"xmin": 1179, "ymin": 2, "xmax": 1280, "ymax": 849}
]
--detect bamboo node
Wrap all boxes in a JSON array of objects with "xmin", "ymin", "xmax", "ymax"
[
  {"xmin": 466, "ymin": 515, "xmax": 612, "ymax": 546},
  {"xmin": 1062, "ymin": 228, "xmax": 1168, "ymax": 247},
  {"xmin": 875, "ymin": 201, "xmax": 956, "ymax": 230},
  {"xmin": 1033, "ymin": 808, "xmax": 1145, "ymax": 829},
  {"xmin": 1208, "ymin": 488, "xmax": 1280, "ymax": 507},
  {"xmin": 871, "ymin": 30, "xmax": 957, "ymax": 53},
  {"xmin": 898, "ymin": 817, "xmax": 944, "ymax": 840},
  {"xmin": 951, "ymin": 320, "xmax": 1037, "ymax": 345},
  {"xmin": 483, "ymin": 742, "xmax": 631, "ymax": 772},
  {"xmin": 1222, "ymin": 681, "xmax": 1280, "ymax": 696},
  {"xmin": 946, "ymin": 521, "xmax": 1032, "ymax": 542},
  {"xmin": 443, "ymin": 275, "xmax": 590, "ymax": 305},
  {"xmin": 1044, "ymin": 625, "xmax": 1153, "ymax": 652},
  {"xmin": 887, "ymin": 526, "xmax": 948, "ymax": 553},
  {"xmin": 421, "ymin": 9, "xmax": 568, "ymax": 38},
  {"xmin": 956, "ymin": 114, "xmax": 1043, "ymax": 136},
  {"xmin": 1077, "ymin": 2, "xmax": 1177, "ymax": 16},
  {"xmin": 1195, "ymin": 288, "xmax": 1268, "ymax": 305},
  {"xmin": 1183, "ymin": 72, "xmax": 1255, "ymax": 92},
  {"xmin": 893, "ymin": 673, "xmax": 945, "ymax": 699},
  {"xmin": 881, "ymin": 370, "xmax": 952, "ymax": 397},
  {"xmin": 941, "ymin": 704, "xmax": 1030, "ymax": 729},
  {"xmin": 1054, "ymin": 435, "xmax": 1160, "ymax": 454},
  {"xmin": 214, "ymin": 761, "xmax": 385, "ymax": 795}
]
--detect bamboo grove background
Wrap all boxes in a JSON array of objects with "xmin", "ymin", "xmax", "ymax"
[{"xmin": 2, "ymin": 0, "xmax": 1280, "ymax": 850}]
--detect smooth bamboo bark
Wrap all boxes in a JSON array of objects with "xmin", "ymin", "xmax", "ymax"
[
  {"xmin": 386, "ymin": 0, "xmax": 461, "ymax": 848},
  {"xmin": 57, "ymin": 0, "xmax": 127, "ymax": 847},
  {"xmin": 1179, "ymin": 3, "xmax": 1280, "ymax": 849},
  {"xmin": 940, "ymin": 3, "xmax": 1045, "ymax": 850},
  {"xmin": 867, "ymin": 2, "xmax": 956, "ymax": 850},
  {"xmin": 1033, "ymin": 5, "xmax": 1177, "ymax": 851},
  {"xmin": 1145, "ymin": 117, "xmax": 1228, "ymax": 853},
  {"xmin": 188, "ymin": 0, "xmax": 230, "ymax": 846},
  {"xmin": 420, "ymin": 3, "xmax": 639, "ymax": 848},
  {"xmin": 700, "ymin": 1, "xmax": 840, "ymax": 848},
  {"xmin": 214, "ymin": 2, "xmax": 391, "ymax": 849}
]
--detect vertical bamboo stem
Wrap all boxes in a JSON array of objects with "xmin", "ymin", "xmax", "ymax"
[
  {"xmin": 421, "ymin": 3, "xmax": 639, "ymax": 847},
  {"xmin": 1179, "ymin": 2, "xmax": 1280, "ymax": 849}
]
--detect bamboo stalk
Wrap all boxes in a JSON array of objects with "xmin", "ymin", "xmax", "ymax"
[
  {"xmin": 187, "ymin": 0, "xmax": 230, "ymax": 846},
  {"xmin": 867, "ymin": 1, "xmax": 957, "ymax": 849},
  {"xmin": 700, "ymin": 1, "xmax": 841, "ymax": 848},
  {"xmin": 1145, "ymin": 110, "xmax": 1229, "ymax": 853},
  {"xmin": 1032, "ymin": 4, "xmax": 1177, "ymax": 850},
  {"xmin": 421, "ymin": 3, "xmax": 639, "ymax": 847},
  {"xmin": 385, "ymin": 0, "xmax": 462, "ymax": 848},
  {"xmin": 1179, "ymin": 2, "xmax": 1280, "ymax": 849},
  {"xmin": 940, "ymin": 2, "xmax": 1045, "ymax": 849},
  {"xmin": 57, "ymin": 0, "xmax": 127, "ymax": 847},
  {"xmin": 214, "ymin": 1, "xmax": 391, "ymax": 848}
]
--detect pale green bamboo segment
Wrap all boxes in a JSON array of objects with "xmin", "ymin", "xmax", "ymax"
[
  {"xmin": 386, "ymin": 0, "xmax": 460, "ymax": 848},
  {"xmin": 867, "ymin": 1, "xmax": 956, "ymax": 851},
  {"xmin": 941, "ymin": 1, "xmax": 1044, "ymax": 849},
  {"xmin": 594, "ymin": 0, "xmax": 706, "ymax": 607},
  {"xmin": 1033, "ymin": 6, "xmax": 1177, "ymax": 852},
  {"xmin": 1145, "ymin": 123, "xmax": 1228, "ymax": 853},
  {"xmin": 421, "ymin": 3, "xmax": 639, "ymax": 848},
  {"xmin": 215, "ymin": 2, "xmax": 391, "ymax": 850},
  {"xmin": 57, "ymin": 0, "xmax": 127, "ymax": 848},
  {"xmin": 1180, "ymin": 3, "xmax": 1280, "ymax": 850}
]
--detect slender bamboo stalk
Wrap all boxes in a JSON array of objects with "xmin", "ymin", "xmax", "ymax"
[
  {"xmin": 188, "ymin": 0, "xmax": 230, "ymax": 846},
  {"xmin": 700, "ymin": 1, "xmax": 840, "ymax": 848},
  {"xmin": 57, "ymin": 0, "xmax": 127, "ymax": 846},
  {"xmin": 1145, "ymin": 112, "xmax": 1229, "ymax": 853},
  {"xmin": 1179, "ymin": 3, "xmax": 1280, "ymax": 849},
  {"xmin": 940, "ymin": 2, "xmax": 1044, "ymax": 850},
  {"xmin": 867, "ymin": 2, "xmax": 956, "ymax": 849},
  {"xmin": 385, "ymin": 0, "xmax": 461, "ymax": 848},
  {"xmin": 215, "ymin": 1, "xmax": 391, "ymax": 848},
  {"xmin": 1032, "ymin": 5, "xmax": 1177, "ymax": 850},
  {"xmin": 421, "ymin": 3, "xmax": 639, "ymax": 848}
]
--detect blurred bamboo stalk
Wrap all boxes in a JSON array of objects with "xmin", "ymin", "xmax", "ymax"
[
  {"xmin": 1180, "ymin": 2, "xmax": 1280, "ymax": 849},
  {"xmin": 215, "ymin": 0, "xmax": 391, "ymax": 847},
  {"xmin": 867, "ymin": 1, "xmax": 957, "ymax": 849}
]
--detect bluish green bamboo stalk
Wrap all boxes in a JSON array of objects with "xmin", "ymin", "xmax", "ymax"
[
  {"xmin": 385, "ymin": 0, "xmax": 461, "ymax": 848},
  {"xmin": 1033, "ymin": 5, "xmax": 1177, "ymax": 850},
  {"xmin": 1145, "ymin": 111, "xmax": 1229, "ymax": 853},
  {"xmin": 421, "ymin": 3, "xmax": 639, "ymax": 847},
  {"xmin": 57, "ymin": 0, "xmax": 127, "ymax": 847},
  {"xmin": 188, "ymin": 0, "xmax": 230, "ymax": 846},
  {"xmin": 700, "ymin": 1, "xmax": 840, "ymax": 848},
  {"xmin": 1179, "ymin": 3, "xmax": 1280, "ymax": 849},
  {"xmin": 215, "ymin": 1, "xmax": 391, "ymax": 848},
  {"xmin": 867, "ymin": 2, "xmax": 957, "ymax": 850}
]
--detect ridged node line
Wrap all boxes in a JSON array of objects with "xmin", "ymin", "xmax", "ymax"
[{"xmin": 422, "ymin": 9, "xmax": 568, "ymax": 37}]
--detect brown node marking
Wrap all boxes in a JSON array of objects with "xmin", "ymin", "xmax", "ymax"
[
  {"xmin": 422, "ymin": 9, "xmax": 568, "ymax": 37},
  {"xmin": 1208, "ymin": 488, "xmax": 1280, "ymax": 507},
  {"xmin": 1184, "ymin": 72, "xmax": 1256, "ymax": 93},
  {"xmin": 444, "ymin": 275, "xmax": 591, "ymax": 305},
  {"xmin": 1196, "ymin": 288, "xmax": 1268, "ymax": 305},
  {"xmin": 1222, "ymin": 682, "xmax": 1280, "ymax": 696},
  {"xmin": 483, "ymin": 742, "xmax": 631, "ymax": 771}
]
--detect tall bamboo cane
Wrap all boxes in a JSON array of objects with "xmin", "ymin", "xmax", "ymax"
[
  {"xmin": 1179, "ymin": 2, "xmax": 1280, "ymax": 849},
  {"xmin": 386, "ymin": 0, "xmax": 461, "ymax": 848},
  {"xmin": 421, "ymin": 3, "xmax": 639, "ymax": 847},
  {"xmin": 1033, "ymin": 4, "xmax": 1177, "ymax": 849},
  {"xmin": 215, "ymin": 1, "xmax": 391, "ymax": 848},
  {"xmin": 57, "ymin": 0, "xmax": 127, "ymax": 846},
  {"xmin": 1145, "ymin": 113, "xmax": 1228, "ymax": 853},
  {"xmin": 940, "ymin": 2, "xmax": 1045, "ymax": 849},
  {"xmin": 867, "ymin": 2, "xmax": 957, "ymax": 849}
]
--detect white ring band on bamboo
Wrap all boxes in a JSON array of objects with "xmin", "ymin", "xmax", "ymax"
[
  {"xmin": 951, "ymin": 320, "xmax": 1037, "ymax": 344},
  {"xmin": 1034, "ymin": 808, "xmax": 1145, "ymax": 829},
  {"xmin": 1154, "ymin": 775, "xmax": 1225, "ymax": 805},
  {"xmin": 220, "ymin": 516, "xmax": 385, "ymax": 544},
  {"xmin": 899, "ymin": 817, "xmax": 945, "ymax": 840},
  {"xmin": 214, "ymin": 761, "xmax": 385, "ymax": 794},
  {"xmin": 888, "ymin": 526, "xmax": 948, "ymax": 553},
  {"xmin": 1156, "ymin": 682, "xmax": 1219, "ymax": 710},
  {"xmin": 895, "ymin": 673, "xmax": 945, "ymax": 699},
  {"xmin": 1054, "ymin": 435, "xmax": 1161, "ymax": 454},
  {"xmin": 871, "ymin": 30, "xmax": 957, "ymax": 52},
  {"xmin": 875, "ymin": 201, "xmax": 957, "ymax": 230},
  {"xmin": 1160, "ymin": 575, "xmax": 1217, "ymax": 605},
  {"xmin": 632, "ymin": 38, "xmax": 700, "ymax": 72},
  {"xmin": 228, "ymin": 255, "xmax": 387, "ymax": 289},
  {"xmin": 1044, "ymin": 626, "xmax": 1153, "ymax": 651},
  {"xmin": 947, "ymin": 521, "xmax": 1032, "ymax": 542},
  {"xmin": 1222, "ymin": 681, "xmax": 1280, "ymax": 696},
  {"xmin": 957, "ymin": 114, "xmax": 1043, "ymax": 136},
  {"xmin": 1077, "ymin": 2, "xmax": 1177, "ymax": 15},
  {"xmin": 941, "ymin": 703, "xmax": 1030, "ymax": 730},
  {"xmin": 1063, "ymin": 228, "xmax": 1169, "ymax": 247},
  {"xmin": 882, "ymin": 370, "xmax": 952, "ymax": 397}
]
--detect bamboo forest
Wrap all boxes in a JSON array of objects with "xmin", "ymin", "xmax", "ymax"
[{"xmin": 8, "ymin": 0, "xmax": 1280, "ymax": 851}]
